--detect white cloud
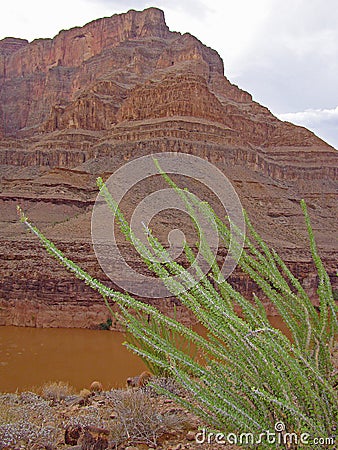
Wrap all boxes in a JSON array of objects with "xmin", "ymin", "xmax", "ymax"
[
  {"xmin": 278, "ymin": 107, "xmax": 338, "ymax": 149},
  {"xmin": 85, "ymin": 0, "xmax": 210, "ymax": 19},
  {"xmin": 232, "ymin": 0, "xmax": 338, "ymax": 114},
  {"xmin": 0, "ymin": 0, "xmax": 111, "ymax": 41},
  {"xmin": 279, "ymin": 107, "xmax": 338, "ymax": 126}
]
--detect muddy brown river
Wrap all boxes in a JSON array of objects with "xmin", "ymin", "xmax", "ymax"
[
  {"xmin": 0, "ymin": 327, "xmax": 146, "ymax": 392},
  {"xmin": 0, "ymin": 317, "xmax": 289, "ymax": 393}
]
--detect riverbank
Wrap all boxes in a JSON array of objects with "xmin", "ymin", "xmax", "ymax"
[
  {"xmin": 1, "ymin": 340, "xmax": 336, "ymax": 449},
  {"xmin": 0, "ymin": 380, "xmax": 237, "ymax": 449}
]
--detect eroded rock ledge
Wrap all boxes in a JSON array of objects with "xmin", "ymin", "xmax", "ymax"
[{"xmin": 0, "ymin": 8, "xmax": 337, "ymax": 328}]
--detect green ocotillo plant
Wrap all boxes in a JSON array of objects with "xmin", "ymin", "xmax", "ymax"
[
  {"xmin": 17, "ymin": 167, "xmax": 337, "ymax": 449},
  {"xmin": 125, "ymin": 306, "xmax": 199, "ymax": 377}
]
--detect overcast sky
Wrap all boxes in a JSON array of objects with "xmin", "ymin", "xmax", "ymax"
[{"xmin": 1, "ymin": 0, "xmax": 337, "ymax": 149}]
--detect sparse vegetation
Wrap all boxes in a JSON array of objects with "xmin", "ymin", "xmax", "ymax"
[
  {"xmin": 0, "ymin": 386, "xmax": 194, "ymax": 449},
  {"xmin": 17, "ymin": 166, "xmax": 337, "ymax": 449},
  {"xmin": 0, "ymin": 392, "xmax": 60, "ymax": 448},
  {"xmin": 40, "ymin": 380, "xmax": 75, "ymax": 402},
  {"xmin": 107, "ymin": 389, "xmax": 187, "ymax": 447},
  {"xmin": 99, "ymin": 316, "xmax": 113, "ymax": 330}
]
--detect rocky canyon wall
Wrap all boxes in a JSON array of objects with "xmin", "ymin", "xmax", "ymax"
[{"xmin": 0, "ymin": 8, "xmax": 337, "ymax": 328}]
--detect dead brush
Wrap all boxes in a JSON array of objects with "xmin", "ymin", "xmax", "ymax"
[
  {"xmin": 146, "ymin": 376, "xmax": 189, "ymax": 398},
  {"xmin": 40, "ymin": 381, "xmax": 75, "ymax": 402},
  {"xmin": 108, "ymin": 389, "xmax": 186, "ymax": 447}
]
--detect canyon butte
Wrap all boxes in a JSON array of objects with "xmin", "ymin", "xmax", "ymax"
[{"xmin": 0, "ymin": 7, "xmax": 337, "ymax": 328}]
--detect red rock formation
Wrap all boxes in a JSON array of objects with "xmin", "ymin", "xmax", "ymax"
[
  {"xmin": 117, "ymin": 72, "xmax": 227, "ymax": 124},
  {"xmin": 0, "ymin": 8, "xmax": 172, "ymax": 134},
  {"xmin": 0, "ymin": 8, "xmax": 336, "ymax": 328}
]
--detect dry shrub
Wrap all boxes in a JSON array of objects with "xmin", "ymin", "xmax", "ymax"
[
  {"xmin": 0, "ymin": 393, "xmax": 60, "ymax": 448},
  {"xmin": 108, "ymin": 389, "xmax": 184, "ymax": 447},
  {"xmin": 90, "ymin": 380, "xmax": 103, "ymax": 392},
  {"xmin": 147, "ymin": 376, "xmax": 188, "ymax": 398},
  {"xmin": 40, "ymin": 381, "xmax": 75, "ymax": 402}
]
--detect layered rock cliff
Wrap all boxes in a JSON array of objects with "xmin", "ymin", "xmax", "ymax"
[{"xmin": 0, "ymin": 8, "xmax": 337, "ymax": 328}]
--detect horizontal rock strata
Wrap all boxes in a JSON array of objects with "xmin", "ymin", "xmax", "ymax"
[{"xmin": 0, "ymin": 8, "xmax": 337, "ymax": 328}]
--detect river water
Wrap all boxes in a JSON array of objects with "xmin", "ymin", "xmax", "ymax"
[
  {"xmin": 0, "ymin": 316, "xmax": 289, "ymax": 393},
  {"xmin": 0, "ymin": 327, "xmax": 146, "ymax": 392}
]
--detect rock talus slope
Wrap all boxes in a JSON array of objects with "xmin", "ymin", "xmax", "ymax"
[{"xmin": 0, "ymin": 8, "xmax": 337, "ymax": 328}]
